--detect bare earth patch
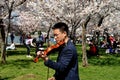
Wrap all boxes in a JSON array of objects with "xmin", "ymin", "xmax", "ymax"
[{"xmin": 13, "ymin": 74, "xmax": 40, "ymax": 80}]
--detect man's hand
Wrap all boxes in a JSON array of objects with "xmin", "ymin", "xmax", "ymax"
[
  {"xmin": 36, "ymin": 51, "xmax": 43, "ymax": 56},
  {"xmin": 37, "ymin": 51, "xmax": 48, "ymax": 62},
  {"xmin": 48, "ymin": 77, "xmax": 56, "ymax": 80}
]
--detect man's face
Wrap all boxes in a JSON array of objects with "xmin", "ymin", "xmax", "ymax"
[{"xmin": 53, "ymin": 29, "xmax": 66, "ymax": 43}]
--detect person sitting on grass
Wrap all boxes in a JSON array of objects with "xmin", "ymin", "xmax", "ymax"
[
  {"xmin": 87, "ymin": 40, "xmax": 99, "ymax": 57},
  {"xmin": 6, "ymin": 42, "xmax": 16, "ymax": 50}
]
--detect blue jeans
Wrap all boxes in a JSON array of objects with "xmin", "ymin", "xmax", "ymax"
[{"xmin": 26, "ymin": 44, "xmax": 30, "ymax": 55}]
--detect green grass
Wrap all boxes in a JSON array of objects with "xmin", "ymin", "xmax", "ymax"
[{"xmin": 1, "ymin": 45, "xmax": 120, "ymax": 80}]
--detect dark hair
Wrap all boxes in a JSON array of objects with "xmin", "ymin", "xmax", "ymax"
[
  {"xmin": 52, "ymin": 22, "xmax": 69, "ymax": 35},
  {"xmin": 0, "ymin": 18, "xmax": 3, "ymax": 24}
]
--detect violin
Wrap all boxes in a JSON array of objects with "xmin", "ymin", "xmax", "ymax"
[{"xmin": 33, "ymin": 40, "xmax": 65, "ymax": 63}]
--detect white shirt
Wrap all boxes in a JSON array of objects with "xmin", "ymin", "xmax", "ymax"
[{"xmin": 25, "ymin": 39, "xmax": 33, "ymax": 45}]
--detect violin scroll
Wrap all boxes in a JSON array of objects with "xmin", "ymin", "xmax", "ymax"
[{"xmin": 34, "ymin": 56, "xmax": 39, "ymax": 63}]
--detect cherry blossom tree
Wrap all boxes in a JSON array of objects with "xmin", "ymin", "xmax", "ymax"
[
  {"xmin": 0, "ymin": 0, "xmax": 26, "ymax": 63},
  {"xmin": 17, "ymin": 11, "xmax": 39, "ymax": 33}
]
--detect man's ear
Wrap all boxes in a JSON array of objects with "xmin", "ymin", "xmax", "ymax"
[
  {"xmin": 63, "ymin": 31, "xmax": 67, "ymax": 37},
  {"xmin": 63, "ymin": 31, "xmax": 67, "ymax": 35}
]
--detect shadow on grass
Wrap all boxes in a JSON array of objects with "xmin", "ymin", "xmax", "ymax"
[
  {"xmin": 7, "ymin": 51, "xmax": 27, "ymax": 56},
  {"xmin": 0, "ymin": 76, "xmax": 14, "ymax": 80},
  {"xmin": 87, "ymin": 54, "xmax": 120, "ymax": 66},
  {"xmin": 7, "ymin": 48, "xmax": 36, "ymax": 56},
  {"xmin": 0, "ymin": 59, "xmax": 33, "ymax": 69}
]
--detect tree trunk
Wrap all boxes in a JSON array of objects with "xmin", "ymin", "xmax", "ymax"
[
  {"xmin": 46, "ymin": 24, "xmax": 52, "ymax": 47},
  {"xmin": 0, "ymin": 23, "xmax": 6, "ymax": 64},
  {"xmin": 82, "ymin": 15, "xmax": 91, "ymax": 67},
  {"xmin": 1, "ymin": 39, "xmax": 6, "ymax": 64},
  {"xmin": 82, "ymin": 23, "xmax": 88, "ymax": 67}
]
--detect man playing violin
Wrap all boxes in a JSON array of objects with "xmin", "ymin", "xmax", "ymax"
[{"xmin": 37, "ymin": 22, "xmax": 80, "ymax": 80}]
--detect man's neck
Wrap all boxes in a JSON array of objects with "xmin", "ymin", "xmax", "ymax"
[{"xmin": 64, "ymin": 37, "xmax": 69, "ymax": 43}]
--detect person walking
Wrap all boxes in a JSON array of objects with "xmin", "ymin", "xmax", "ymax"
[
  {"xmin": 25, "ymin": 33, "xmax": 33, "ymax": 58},
  {"xmin": 36, "ymin": 22, "xmax": 80, "ymax": 80},
  {"xmin": 10, "ymin": 32, "xmax": 15, "ymax": 43}
]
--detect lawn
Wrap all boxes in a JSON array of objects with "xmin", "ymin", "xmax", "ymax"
[{"xmin": 0, "ymin": 45, "xmax": 120, "ymax": 80}]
